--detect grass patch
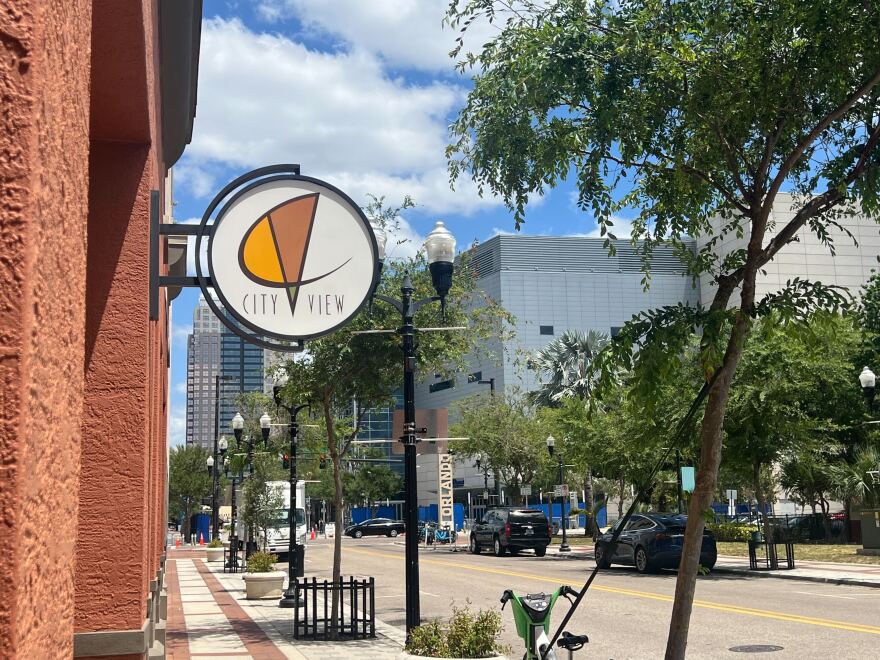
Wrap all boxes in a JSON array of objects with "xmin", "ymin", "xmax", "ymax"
[
  {"xmin": 550, "ymin": 535, "xmax": 595, "ymax": 546},
  {"xmin": 716, "ymin": 541, "xmax": 880, "ymax": 565}
]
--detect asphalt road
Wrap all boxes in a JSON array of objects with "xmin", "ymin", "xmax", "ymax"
[{"xmin": 300, "ymin": 537, "xmax": 880, "ymax": 659}]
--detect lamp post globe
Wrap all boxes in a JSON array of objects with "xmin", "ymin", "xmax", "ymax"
[
  {"xmin": 206, "ymin": 455, "xmax": 214, "ymax": 475},
  {"xmin": 260, "ymin": 412, "xmax": 272, "ymax": 443},
  {"xmin": 424, "ymin": 221, "xmax": 456, "ymax": 307},
  {"xmin": 232, "ymin": 412, "xmax": 244, "ymax": 442},
  {"xmin": 860, "ymin": 367, "xmax": 876, "ymax": 413},
  {"xmin": 219, "ymin": 436, "xmax": 228, "ymax": 454},
  {"xmin": 546, "ymin": 434, "xmax": 556, "ymax": 457}
]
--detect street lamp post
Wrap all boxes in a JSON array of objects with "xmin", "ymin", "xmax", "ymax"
[
  {"xmin": 546, "ymin": 435, "xmax": 570, "ymax": 553},
  {"xmin": 475, "ymin": 453, "xmax": 491, "ymax": 505},
  {"xmin": 222, "ymin": 455, "xmax": 242, "ymax": 569},
  {"xmin": 860, "ymin": 366, "xmax": 876, "ymax": 413},
  {"xmin": 271, "ymin": 373, "xmax": 310, "ymax": 609},
  {"xmin": 370, "ymin": 220, "xmax": 456, "ymax": 635},
  {"xmin": 212, "ymin": 374, "xmax": 236, "ymax": 540}
]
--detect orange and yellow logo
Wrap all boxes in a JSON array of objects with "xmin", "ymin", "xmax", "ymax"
[{"xmin": 238, "ymin": 193, "xmax": 351, "ymax": 313}]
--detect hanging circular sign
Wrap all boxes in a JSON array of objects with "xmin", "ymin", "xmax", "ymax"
[{"xmin": 201, "ymin": 170, "xmax": 378, "ymax": 342}]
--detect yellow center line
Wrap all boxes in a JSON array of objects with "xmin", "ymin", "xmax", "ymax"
[{"xmin": 345, "ymin": 546, "xmax": 880, "ymax": 635}]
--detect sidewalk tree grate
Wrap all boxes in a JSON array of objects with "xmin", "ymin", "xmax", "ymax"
[{"xmin": 729, "ymin": 645, "xmax": 785, "ymax": 653}]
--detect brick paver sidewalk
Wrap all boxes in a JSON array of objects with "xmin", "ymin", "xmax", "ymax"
[{"xmin": 166, "ymin": 553, "xmax": 404, "ymax": 659}]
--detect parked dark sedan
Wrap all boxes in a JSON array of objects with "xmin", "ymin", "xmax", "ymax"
[
  {"xmin": 595, "ymin": 513, "xmax": 717, "ymax": 573},
  {"xmin": 344, "ymin": 518, "xmax": 405, "ymax": 538},
  {"xmin": 469, "ymin": 507, "xmax": 551, "ymax": 557}
]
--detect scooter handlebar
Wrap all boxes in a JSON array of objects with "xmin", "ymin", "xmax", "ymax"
[{"xmin": 500, "ymin": 589, "xmax": 514, "ymax": 610}]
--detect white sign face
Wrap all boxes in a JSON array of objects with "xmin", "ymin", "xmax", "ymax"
[
  {"xmin": 554, "ymin": 485, "xmax": 569, "ymax": 497},
  {"xmin": 209, "ymin": 176, "xmax": 377, "ymax": 340},
  {"xmin": 726, "ymin": 489, "xmax": 738, "ymax": 501},
  {"xmin": 520, "ymin": 485, "xmax": 532, "ymax": 497}
]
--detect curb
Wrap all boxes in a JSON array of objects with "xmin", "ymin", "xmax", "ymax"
[{"xmin": 710, "ymin": 565, "xmax": 880, "ymax": 589}]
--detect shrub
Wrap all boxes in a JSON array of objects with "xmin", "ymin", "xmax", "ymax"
[
  {"xmin": 406, "ymin": 604, "xmax": 507, "ymax": 658},
  {"xmin": 207, "ymin": 539, "xmax": 224, "ymax": 548},
  {"xmin": 705, "ymin": 522, "xmax": 757, "ymax": 542},
  {"xmin": 246, "ymin": 551, "xmax": 278, "ymax": 573}
]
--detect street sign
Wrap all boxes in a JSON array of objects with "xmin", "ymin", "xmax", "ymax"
[
  {"xmin": 681, "ymin": 466, "xmax": 696, "ymax": 493},
  {"xmin": 200, "ymin": 172, "xmax": 379, "ymax": 344},
  {"xmin": 554, "ymin": 485, "xmax": 569, "ymax": 497},
  {"xmin": 726, "ymin": 489, "xmax": 737, "ymax": 501},
  {"xmin": 520, "ymin": 485, "xmax": 532, "ymax": 496}
]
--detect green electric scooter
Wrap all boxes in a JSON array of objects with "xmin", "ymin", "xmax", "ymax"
[{"xmin": 500, "ymin": 586, "xmax": 588, "ymax": 659}]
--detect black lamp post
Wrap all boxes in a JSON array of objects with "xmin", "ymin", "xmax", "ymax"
[
  {"xmin": 223, "ymin": 454, "xmax": 243, "ymax": 570},
  {"xmin": 211, "ymin": 374, "xmax": 236, "ymax": 540},
  {"xmin": 475, "ymin": 453, "xmax": 491, "ymax": 504},
  {"xmin": 860, "ymin": 366, "xmax": 876, "ymax": 413},
  {"xmin": 271, "ymin": 373, "xmax": 310, "ymax": 609},
  {"xmin": 370, "ymin": 219, "xmax": 456, "ymax": 635},
  {"xmin": 546, "ymin": 435, "xmax": 570, "ymax": 553}
]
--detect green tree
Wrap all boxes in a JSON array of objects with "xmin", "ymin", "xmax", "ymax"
[
  {"xmin": 275, "ymin": 196, "xmax": 511, "ymax": 630},
  {"xmin": 450, "ymin": 392, "xmax": 548, "ymax": 500},
  {"xmin": 530, "ymin": 329, "xmax": 608, "ymax": 537},
  {"xmin": 529, "ymin": 330, "xmax": 609, "ymax": 407},
  {"xmin": 347, "ymin": 460, "xmax": 402, "ymax": 518},
  {"xmin": 168, "ymin": 445, "xmax": 213, "ymax": 541},
  {"xmin": 446, "ymin": 2, "xmax": 880, "ymax": 655},
  {"xmin": 240, "ymin": 453, "xmax": 285, "ymax": 551}
]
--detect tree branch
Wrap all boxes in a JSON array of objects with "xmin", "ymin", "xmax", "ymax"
[
  {"xmin": 759, "ymin": 120, "xmax": 880, "ymax": 268},
  {"xmin": 765, "ymin": 67, "xmax": 880, "ymax": 212}
]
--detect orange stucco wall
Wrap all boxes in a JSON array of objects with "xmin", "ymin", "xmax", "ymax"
[
  {"xmin": 1, "ymin": 1, "xmax": 172, "ymax": 658},
  {"xmin": 0, "ymin": 1, "xmax": 93, "ymax": 657}
]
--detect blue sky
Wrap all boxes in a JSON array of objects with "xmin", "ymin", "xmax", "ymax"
[{"xmin": 168, "ymin": 0, "xmax": 614, "ymax": 444}]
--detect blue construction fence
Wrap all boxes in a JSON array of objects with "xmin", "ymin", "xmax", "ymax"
[
  {"xmin": 527, "ymin": 503, "xmax": 607, "ymax": 529},
  {"xmin": 350, "ymin": 504, "xmax": 467, "ymax": 529}
]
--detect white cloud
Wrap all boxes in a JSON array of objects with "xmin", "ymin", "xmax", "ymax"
[
  {"xmin": 172, "ymin": 322, "xmax": 192, "ymax": 348},
  {"xmin": 177, "ymin": 18, "xmax": 501, "ymax": 216},
  {"xmin": 173, "ymin": 382, "xmax": 188, "ymax": 396},
  {"xmin": 254, "ymin": 1, "xmax": 497, "ymax": 72},
  {"xmin": 584, "ymin": 216, "xmax": 635, "ymax": 239},
  {"xmin": 169, "ymin": 408, "xmax": 187, "ymax": 446}
]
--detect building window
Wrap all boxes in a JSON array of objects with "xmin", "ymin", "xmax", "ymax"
[
  {"xmin": 429, "ymin": 379, "xmax": 454, "ymax": 393},
  {"xmin": 539, "ymin": 325, "xmax": 554, "ymax": 335},
  {"xmin": 610, "ymin": 326, "xmax": 622, "ymax": 337}
]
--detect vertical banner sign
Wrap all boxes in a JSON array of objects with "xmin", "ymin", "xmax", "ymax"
[
  {"xmin": 437, "ymin": 453, "xmax": 454, "ymax": 530},
  {"xmin": 197, "ymin": 171, "xmax": 379, "ymax": 346}
]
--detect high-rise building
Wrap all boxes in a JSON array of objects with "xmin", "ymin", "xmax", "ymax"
[
  {"xmin": 185, "ymin": 297, "xmax": 221, "ymax": 448},
  {"xmin": 218, "ymin": 318, "xmax": 266, "ymax": 435}
]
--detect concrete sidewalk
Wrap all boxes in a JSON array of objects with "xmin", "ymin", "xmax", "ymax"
[
  {"xmin": 712, "ymin": 554, "xmax": 880, "ymax": 588},
  {"xmin": 546, "ymin": 544, "xmax": 880, "ymax": 587},
  {"xmin": 166, "ymin": 552, "xmax": 404, "ymax": 659}
]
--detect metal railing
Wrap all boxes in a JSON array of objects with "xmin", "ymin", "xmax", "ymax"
[{"xmin": 293, "ymin": 576, "xmax": 376, "ymax": 640}]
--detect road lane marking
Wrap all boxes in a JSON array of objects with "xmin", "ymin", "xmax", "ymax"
[
  {"xmin": 345, "ymin": 547, "xmax": 880, "ymax": 636},
  {"xmin": 794, "ymin": 591, "xmax": 855, "ymax": 600}
]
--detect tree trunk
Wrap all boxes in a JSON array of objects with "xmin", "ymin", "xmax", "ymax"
[
  {"xmin": 617, "ymin": 475, "xmax": 625, "ymax": 519},
  {"xmin": 584, "ymin": 469, "xmax": 599, "ymax": 539},
  {"xmin": 324, "ymin": 396, "xmax": 344, "ymax": 637},
  {"xmin": 753, "ymin": 461, "xmax": 772, "ymax": 547},
  {"xmin": 820, "ymin": 498, "xmax": 832, "ymax": 542},
  {"xmin": 665, "ymin": 311, "xmax": 750, "ymax": 660}
]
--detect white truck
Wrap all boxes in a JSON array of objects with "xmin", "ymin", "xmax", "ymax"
[{"xmin": 264, "ymin": 480, "xmax": 308, "ymax": 556}]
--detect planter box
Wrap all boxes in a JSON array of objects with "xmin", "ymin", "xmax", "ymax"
[
  {"xmin": 243, "ymin": 571, "xmax": 286, "ymax": 599},
  {"xmin": 205, "ymin": 547, "xmax": 225, "ymax": 562},
  {"xmin": 398, "ymin": 653, "xmax": 508, "ymax": 660}
]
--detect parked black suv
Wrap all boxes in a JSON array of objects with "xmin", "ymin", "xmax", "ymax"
[{"xmin": 469, "ymin": 508, "xmax": 551, "ymax": 557}]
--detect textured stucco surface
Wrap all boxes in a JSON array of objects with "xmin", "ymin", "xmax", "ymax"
[
  {"xmin": 76, "ymin": 0, "xmax": 167, "ymax": 637},
  {"xmin": 0, "ymin": 1, "xmax": 92, "ymax": 658}
]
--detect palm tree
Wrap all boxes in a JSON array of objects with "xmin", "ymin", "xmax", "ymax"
[
  {"xmin": 831, "ymin": 445, "xmax": 880, "ymax": 541},
  {"xmin": 530, "ymin": 329, "xmax": 609, "ymax": 407},
  {"xmin": 530, "ymin": 329, "xmax": 609, "ymax": 539}
]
